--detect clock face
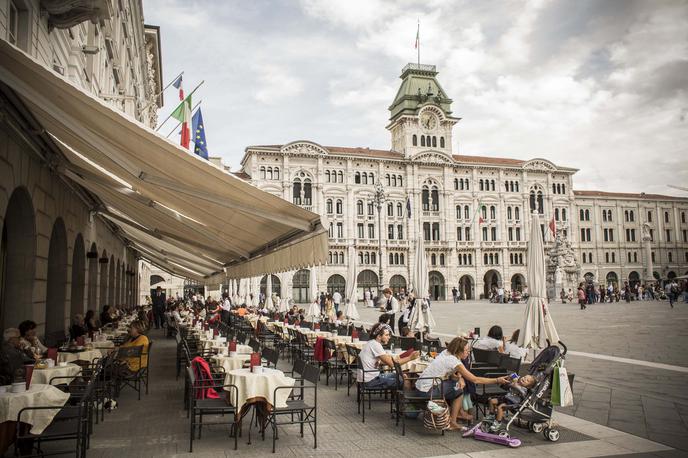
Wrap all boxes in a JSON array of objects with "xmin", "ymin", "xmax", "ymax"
[{"xmin": 420, "ymin": 112, "xmax": 437, "ymax": 131}]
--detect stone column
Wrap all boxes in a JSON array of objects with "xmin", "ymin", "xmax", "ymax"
[{"xmin": 642, "ymin": 223, "xmax": 654, "ymax": 283}]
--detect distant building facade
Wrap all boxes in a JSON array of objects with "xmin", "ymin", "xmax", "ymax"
[{"xmin": 238, "ymin": 64, "xmax": 688, "ymax": 302}]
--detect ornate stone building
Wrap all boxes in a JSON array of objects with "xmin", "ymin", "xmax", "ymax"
[
  {"xmin": 0, "ymin": 0, "xmax": 162, "ymax": 331},
  {"xmin": 239, "ymin": 63, "xmax": 688, "ymax": 302}
]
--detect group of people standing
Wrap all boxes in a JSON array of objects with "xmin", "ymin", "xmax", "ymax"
[{"xmin": 570, "ymin": 279, "xmax": 686, "ymax": 310}]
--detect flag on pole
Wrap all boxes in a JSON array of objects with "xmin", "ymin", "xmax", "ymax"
[
  {"xmin": 170, "ymin": 94, "xmax": 192, "ymax": 149},
  {"xmin": 172, "ymin": 74, "xmax": 184, "ymax": 100},
  {"xmin": 414, "ymin": 21, "xmax": 420, "ymax": 49},
  {"xmin": 479, "ymin": 215, "xmax": 485, "ymax": 225},
  {"xmin": 406, "ymin": 196, "xmax": 412, "ymax": 219},
  {"xmin": 549, "ymin": 216, "xmax": 556, "ymax": 237},
  {"xmin": 191, "ymin": 108, "xmax": 209, "ymax": 159}
]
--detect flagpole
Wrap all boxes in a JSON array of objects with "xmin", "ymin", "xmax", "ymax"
[
  {"xmin": 417, "ymin": 19, "xmax": 420, "ymax": 65},
  {"xmin": 141, "ymin": 71, "xmax": 184, "ymax": 114},
  {"xmin": 155, "ymin": 80, "xmax": 205, "ymax": 132},
  {"xmin": 165, "ymin": 100, "xmax": 202, "ymax": 138}
]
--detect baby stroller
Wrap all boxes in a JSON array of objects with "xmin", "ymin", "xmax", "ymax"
[{"xmin": 463, "ymin": 342, "xmax": 569, "ymax": 447}]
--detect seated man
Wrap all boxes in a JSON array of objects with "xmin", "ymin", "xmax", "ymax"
[{"xmin": 356, "ymin": 323, "xmax": 419, "ymax": 389}]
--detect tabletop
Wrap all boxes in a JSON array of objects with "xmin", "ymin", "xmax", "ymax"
[
  {"xmin": 224, "ymin": 367, "xmax": 295, "ymax": 413},
  {"xmin": 0, "ymin": 384, "xmax": 70, "ymax": 434}
]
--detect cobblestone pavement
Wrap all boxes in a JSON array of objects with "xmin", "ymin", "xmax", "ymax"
[
  {"xmin": 85, "ymin": 327, "xmax": 675, "ymax": 457},
  {"xmin": 355, "ymin": 298, "xmax": 688, "ymax": 453}
]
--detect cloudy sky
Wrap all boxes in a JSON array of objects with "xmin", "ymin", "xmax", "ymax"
[{"xmin": 145, "ymin": 0, "xmax": 688, "ymax": 196}]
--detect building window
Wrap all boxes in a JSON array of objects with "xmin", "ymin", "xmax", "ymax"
[
  {"xmin": 665, "ymin": 211, "xmax": 670, "ymax": 223},
  {"xmin": 666, "ymin": 229, "xmax": 671, "ymax": 242},
  {"xmin": 421, "ymin": 136, "xmax": 426, "ymax": 147},
  {"xmin": 440, "ymin": 137, "xmax": 445, "ymax": 148},
  {"xmin": 367, "ymin": 202, "xmax": 374, "ymax": 216},
  {"xmin": 397, "ymin": 225, "xmax": 403, "ymax": 239},
  {"xmin": 357, "ymin": 223, "xmax": 364, "ymax": 238},
  {"xmin": 431, "ymin": 188, "xmax": 439, "ymax": 211},
  {"xmin": 412, "ymin": 134, "xmax": 417, "ymax": 146},
  {"xmin": 647, "ymin": 210, "xmax": 652, "ymax": 222},
  {"xmin": 326, "ymin": 199, "xmax": 333, "ymax": 214},
  {"xmin": 507, "ymin": 207, "xmax": 512, "ymax": 220},
  {"xmin": 388, "ymin": 224, "xmax": 394, "ymax": 240},
  {"xmin": 303, "ymin": 179, "xmax": 312, "ymax": 205},
  {"xmin": 336, "ymin": 199, "xmax": 343, "ymax": 214},
  {"xmin": 490, "ymin": 206, "xmax": 496, "ymax": 220},
  {"xmin": 357, "ymin": 200, "xmax": 364, "ymax": 216},
  {"xmin": 515, "ymin": 207, "xmax": 520, "ymax": 220},
  {"xmin": 387, "ymin": 202, "xmax": 394, "ymax": 217},
  {"xmin": 423, "ymin": 222, "xmax": 431, "ymax": 241},
  {"xmin": 422, "ymin": 188, "xmax": 430, "ymax": 211},
  {"xmin": 668, "ymin": 252, "xmax": 673, "ymax": 262},
  {"xmin": 292, "ymin": 179, "xmax": 301, "ymax": 205},
  {"xmin": 464, "ymin": 205, "xmax": 470, "ymax": 219},
  {"xmin": 432, "ymin": 222, "xmax": 440, "ymax": 241},
  {"xmin": 355, "ymin": 172, "xmax": 361, "ymax": 184},
  {"xmin": 367, "ymin": 224, "xmax": 375, "ymax": 239},
  {"xmin": 397, "ymin": 203, "xmax": 403, "ymax": 217},
  {"xmin": 491, "ymin": 227, "xmax": 497, "ymax": 241}
]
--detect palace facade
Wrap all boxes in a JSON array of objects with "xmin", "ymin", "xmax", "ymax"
[{"xmin": 238, "ymin": 63, "xmax": 688, "ymax": 302}]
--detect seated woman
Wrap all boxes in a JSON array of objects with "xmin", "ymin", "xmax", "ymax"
[
  {"xmin": 503, "ymin": 329, "xmax": 527, "ymax": 360},
  {"xmin": 472, "ymin": 325, "xmax": 505, "ymax": 352},
  {"xmin": 117, "ymin": 320, "xmax": 149, "ymax": 374},
  {"xmin": 334, "ymin": 311, "xmax": 345, "ymax": 326},
  {"xmin": 85, "ymin": 310, "xmax": 99, "ymax": 334},
  {"xmin": 1, "ymin": 328, "xmax": 35, "ymax": 384},
  {"xmin": 399, "ymin": 326, "xmax": 414, "ymax": 338},
  {"xmin": 356, "ymin": 323, "xmax": 419, "ymax": 389},
  {"xmin": 18, "ymin": 320, "xmax": 47, "ymax": 358},
  {"xmin": 69, "ymin": 314, "xmax": 87, "ymax": 340},
  {"xmin": 415, "ymin": 337, "xmax": 510, "ymax": 430},
  {"xmin": 100, "ymin": 305, "xmax": 115, "ymax": 327}
]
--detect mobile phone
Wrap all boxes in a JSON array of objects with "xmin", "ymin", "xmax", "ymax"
[{"xmin": 509, "ymin": 373, "xmax": 518, "ymax": 380}]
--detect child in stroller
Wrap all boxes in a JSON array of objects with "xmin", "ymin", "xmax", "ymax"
[{"xmin": 486, "ymin": 374, "xmax": 537, "ymax": 430}]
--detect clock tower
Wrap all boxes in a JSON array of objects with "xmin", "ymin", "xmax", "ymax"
[{"xmin": 386, "ymin": 63, "xmax": 460, "ymax": 158}]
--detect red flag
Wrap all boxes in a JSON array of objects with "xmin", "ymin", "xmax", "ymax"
[
  {"xmin": 170, "ymin": 95, "xmax": 192, "ymax": 149},
  {"xmin": 549, "ymin": 216, "xmax": 556, "ymax": 235},
  {"xmin": 479, "ymin": 216, "xmax": 485, "ymax": 224}
]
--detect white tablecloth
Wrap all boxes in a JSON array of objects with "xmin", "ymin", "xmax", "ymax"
[
  {"xmin": 32, "ymin": 364, "xmax": 81, "ymax": 385},
  {"xmin": 212, "ymin": 354, "xmax": 251, "ymax": 373},
  {"xmin": 90, "ymin": 340, "xmax": 115, "ymax": 356},
  {"xmin": 225, "ymin": 368, "xmax": 294, "ymax": 412},
  {"xmin": 57, "ymin": 349, "xmax": 102, "ymax": 364},
  {"xmin": 0, "ymin": 384, "xmax": 70, "ymax": 434}
]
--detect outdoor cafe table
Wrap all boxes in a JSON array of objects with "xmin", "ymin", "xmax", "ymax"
[
  {"xmin": 212, "ymin": 354, "xmax": 252, "ymax": 373},
  {"xmin": 31, "ymin": 363, "xmax": 81, "ymax": 385},
  {"xmin": 0, "ymin": 384, "xmax": 70, "ymax": 453},
  {"xmin": 224, "ymin": 367, "xmax": 295, "ymax": 417},
  {"xmin": 90, "ymin": 340, "xmax": 116, "ymax": 356},
  {"xmin": 57, "ymin": 349, "xmax": 102, "ymax": 364}
]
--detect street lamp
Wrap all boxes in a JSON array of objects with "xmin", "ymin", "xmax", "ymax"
[{"xmin": 370, "ymin": 182, "xmax": 386, "ymax": 302}]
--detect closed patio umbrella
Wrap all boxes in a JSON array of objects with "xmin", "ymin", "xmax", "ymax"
[
  {"xmin": 251, "ymin": 276, "xmax": 260, "ymax": 307},
  {"xmin": 344, "ymin": 246, "xmax": 359, "ymax": 321},
  {"xmin": 265, "ymin": 274, "xmax": 274, "ymax": 311},
  {"xmin": 411, "ymin": 234, "xmax": 429, "ymax": 300},
  {"xmin": 518, "ymin": 212, "xmax": 561, "ymax": 349},
  {"xmin": 307, "ymin": 266, "xmax": 320, "ymax": 320}
]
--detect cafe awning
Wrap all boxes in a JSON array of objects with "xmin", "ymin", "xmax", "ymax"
[{"xmin": 0, "ymin": 40, "xmax": 327, "ymax": 281}]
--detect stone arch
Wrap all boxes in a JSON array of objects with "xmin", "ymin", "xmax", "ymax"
[
  {"xmin": 0, "ymin": 187, "xmax": 36, "ymax": 329},
  {"xmin": 107, "ymin": 255, "xmax": 115, "ymax": 307},
  {"xmin": 389, "ymin": 274, "xmax": 407, "ymax": 296},
  {"xmin": 99, "ymin": 250, "xmax": 108, "ymax": 310},
  {"xmin": 70, "ymin": 233, "xmax": 86, "ymax": 317},
  {"xmin": 45, "ymin": 218, "xmax": 68, "ymax": 334},
  {"xmin": 357, "ymin": 269, "xmax": 379, "ymax": 301},
  {"xmin": 628, "ymin": 271, "xmax": 640, "ymax": 286},
  {"xmin": 429, "ymin": 271, "xmax": 445, "ymax": 300},
  {"xmin": 150, "ymin": 274, "xmax": 165, "ymax": 286},
  {"xmin": 260, "ymin": 274, "xmax": 281, "ymax": 297},
  {"xmin": 510, "ymin": 273, "xmax": 525, "ymax": 292},
  {"xmin": 326, "ymin": 274, "xmax": 346, "ymax": 295},
  {"xmin": 483, "ymin": 269, "xmax": 501, "ymax": 298},
  {"xmin": 458, "ymin": 274, "xmax": 473, "ymax": 300},
  {"xmin": 605, "ymin": 271, "xmax": 618, "ymax": 287},
  {"xmin": 87, "ymin": 243, "xmax": 98, "ymax": 311},
  {"xmin": 292, "ymin": 269, "xmax": 310, "ymax": 303}
]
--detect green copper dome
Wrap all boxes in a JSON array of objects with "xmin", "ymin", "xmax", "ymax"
[{"xmin": 388, "ymin": 63, "xmax": 454, "ymax": 121}]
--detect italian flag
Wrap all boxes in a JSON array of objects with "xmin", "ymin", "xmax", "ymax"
[{"xmin": 171, "ymin": 94, "xmax": 192, "ymax": 149}]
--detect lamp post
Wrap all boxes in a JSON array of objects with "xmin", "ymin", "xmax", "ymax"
[{"xmin": 370, "ymin": 182, "xmax": 386, "ymax": 302}]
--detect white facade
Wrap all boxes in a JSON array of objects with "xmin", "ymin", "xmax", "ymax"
[{"xmin": 237, "ymin": 64, "xmax": 688, "ymax": 303}]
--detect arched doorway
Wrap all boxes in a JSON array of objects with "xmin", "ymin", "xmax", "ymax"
[
  {"xmin": 357, "ymin": 269, "xmax": 379, "ymax": 301},
  {"xmin": 606, "ymin": 271, "xmax": 618, "ymax": 287},
  {"xmin": 667, "ymin": 271, "xmax": 677, "ymax": 281},
  {"xmin": 260, "ymin": 274, "xmax": 281, "ymax": 297},
  {"xmin": 99, "ymin": 251, "xmax": 108, "ymax": 310},
  {"xmin": 458, "ymin": 275, "xmax": 473, "ymax": 300},
  {"xmin": 510, "ymin": 274, "xmax": 525, "ymax": 292},
  {"xmin": 483, "ymin": 269, "xmax": 501, "ymax": 298},
  {"xmin": 292, "ymin": 269, "xmax": 310, "ymax": 303},
  {"xmin": 326, "ymin": 274, "xmax": 346, "ymax": 296},
  {"xmin": 70, "ymin": 234, "xmax": 86, "ymax": 316},
  {"xmin": 628, "ymin": 271, "xmax": 640, "ymax": 287},
  {"xmin": 0, "ymin": 187, "xmax": 36, "ymax": 329},
  {"xmin": 87, "ymin": 243, "xmax": 98, "ymax": 310},
  {"xmin": 429, "ymin": 271, "xmax": 445, "ymax": 301},
  {"xmin": 389, "ymin": 275, "xmax": 407, "ymax": 296},
  {"xmin": 107, "ymin": 255, "xmax": 115, "ymax": 306},
  {"xmin": 45, "ymin": 218, "xmax": 68, "ymax": 334}
]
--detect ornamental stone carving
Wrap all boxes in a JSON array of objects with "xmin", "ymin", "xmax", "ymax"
[
  {"xmin": 523, "ymin": 159, "xmax": 557, "ymax": 172},
  {"xmin": 41, "ymin": 0, "xmax": 110, "ymax": 30},
  {"xmin": 411, "ymin": 151, "xmax": 454, "ymax": 165},
  {"xmin": 281, "ymin": 142, "xmax": 328, "ymax": 156}
]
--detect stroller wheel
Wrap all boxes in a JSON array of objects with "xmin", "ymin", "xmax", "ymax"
[
  {"xmin": 531, "ymin": 422, "xmax": 544, "ymax": 433},
  {"xmin": 544, "ymin": 428, "xmax": 560, "ymax": 442},
  {"xmin": 498, "ymin": 431, "xmax": 510, "ymax": 438}
]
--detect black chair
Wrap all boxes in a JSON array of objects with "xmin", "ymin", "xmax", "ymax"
[
  {"xmin": 186, "ymin": 366, "xmax": 239, "ymax": 452},
  {"xmin": 16, "ymin": 381, "xmax": 94, "ymax": 458},
  {"xmin": 393, "ymin": 362, "xmax": 444, "ymax": 436},
  {"xmin": 355, "ymin": 356, "xmax": 399, "ymax": 423},
  {"xmin": 256, "ymin": 321, "xmax": 277, "ymax": 348},
  {"xmin": 344, "ymin": 344, "xmax": 361, "ymax": 397},
  {"xmin": 248, "ymin": 338, "xmax": 261, "ymax": 353},
  {"xmin": 267, "ymin": 363, "xmax": 319, "ymax": 453},
  {"xmin": 262, "ymin": 347, "xmax": 279, "ymax": 368},
  {"xmin": 113, "ymin": 345, "xmax": 147, "ymax": 400},
  {"xmin": 358, "ymin": 331, "xmax": 370, "ymax": 342},
  {"xmin": 322, "ymin": 339, "xmax": 347, "ymax": 390},
  {"xmin": 398, "ymin": 337, "xmax": 417, "ymax": 350}
]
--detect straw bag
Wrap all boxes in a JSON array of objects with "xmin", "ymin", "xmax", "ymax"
[{"xmin": 423, "ymin": 387, "xmax": 450, "ymax": 431}]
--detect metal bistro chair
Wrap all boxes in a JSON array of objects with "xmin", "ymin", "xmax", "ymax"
[
  {"xmin": 355, "ymin": 356, "xmax": 399, "ymax": 423},
  {"xmin": 267, "ymin": 362, "xmax": 319, "ymax": 453},
  {"xmin": 113, "ymin": 345, "xmax": 147, "ymax": 400},
  {"xmin": 322, "ymin": 339, "xmax": 348, "ymax": 390},
  {"xmin": 393, "ymin": 362, "xmax": 444, "ymax": 436}
]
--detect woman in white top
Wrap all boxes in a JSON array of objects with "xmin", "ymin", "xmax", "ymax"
[
  {"xmin": 471, "ymin": 325, "xmax": 505, "ymax": 352},
  {"xmin": 503, "ymin": 329, "xmax": 528, "ymax": 360},
  {"xmin": 416, "ymin": 337, "xmax": 510, "ymax": 430}
]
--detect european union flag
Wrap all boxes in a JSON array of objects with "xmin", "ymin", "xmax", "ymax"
[{"xmin": 191, "ymin": 108, "xmax": 208, "ymax": 159}]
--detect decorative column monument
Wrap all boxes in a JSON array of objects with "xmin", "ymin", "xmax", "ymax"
[
  {"xmin": 546, "ymin": 228, "xmax": 581, "ymax": 300},
  {"xmin": 642, "ymin": 222, "xmax": 654, "ymax": 284}
]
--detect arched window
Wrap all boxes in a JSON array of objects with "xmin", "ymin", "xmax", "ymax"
[
  {"xmin": 325, "ymin": 170, "xmax": 331, "ymax": 182},
  {"xmin": 422, "ymin": 187, "xmax": 430, "ymax": 211},
  {"xmin": 481, "ymin": 206, "xmax": 487, "ymax": 219},
  {"xmin": 432, "ymin": 136, "xmax": 437, "ymax": 147},
  {"xmin": 397, "ymin": 203, "xmax": 403, "ymax": 217},
  {"xmin": 370, "ymin": 173, "xmax": 375, "ymax": 184},
  {"xmin": 398, "ymin": 176, "xmax": 403, "ymax": 187},
  {"xmin": 490, "ymin": 205, "xmax": 496, "ymax": 219},
  {"xmin": 484, "ymin": 253, "xmax": 489, "ymax": 264},
  {"xmin": 387, "ymin": 202, "xmax": 394, "ymax": 217},
  {"xmin": 304, "ymin": 179, "xmax": 312, "ymax": 205},
  {"xmin": 421, "ymin": 136, "xmax": 426, "ymax": 147},
  {"xmin": 326, "ymin": 199, "xmax": 333, "ymax": 214},
  {"xmin": 431, "ymin": 188, "xmax": 439, "ymax": 211},
  {"xmin": 580, "ymin": 209, "xmax": 585, "ymax": 221},
  {"xmin": 537, "ymin": 191, "xmax": 544, "ymax": 214},
  {"xmin": 555, "ymin": 208, "xmax": 559, "ymax": 220},
  {"xmin": 585, "ymin": 209, "xmax": 590, "ymax": 220},
  {"xmin": 515, "ymin": 182, "xmax": 518, "ymax": 192},
  {"xmin": 400, "ymin": 254, "xmax": 404, "ymax": 264},
  {"xmin": 456, "ymin": 205, "xmax": 461, "ymax": 219},
  {"xmin": 515, "ymin": 206, "xmax": 520, "ymax": 220},
  {"xmin": 267, "ymin": 167, "xmax": 273, "ymax": 179},
  {"xmin": 465, "ymin": 180, "xmax": 469, "ymax": 190},
  {"xmin": 260, "ymin": 166, "xmax": 266, "ymax": 179},
  {"xmin": 355, "ymin": 172, "xmax": 361, "ymax": 184},
  {"xmin": 553, "ymin": 183, "xmax": 557, "ymax": 194},
  {"xmin": 362, "ymin": 173, "xmax": 368, "ymax": 185},
  {"xmin": 491, "ymin": 180, "xmax": 495, "ymax": 191},
  {"xmin": 292, "ymin": 179, "xmax": 302, "ymax": 204},
  {"xmin": 389, "ymin": 253, "xmax": 394, "ymax": 264},
  {"xmin": 439, "ymin": 254, "xmax": 445, "ymax": 265},
  {"xmin": 507, "ymin": 207, "xmax": 512, "ymax": 220},
  {"xmin": 412, "ymin": 134, "xmax": 417, "ymax": 146},
  {"xmin": 364, "ymin": 252, "xmax": 370, "ymax": 264},
  {"xmin": 275, "ymin": 168, "xmax": 280, "ymax": 180},
  {"xmin": 562, "ymin": 208, "xmax": 567, "ymax": 221},
  {"xmin": 392, "ymin": 175, "xmax": 397, "ymax": 187},
  {"xmin": 358, "ymin": 252, "xmax": 364, "ymax": 264},
  {"xmin": 440, "ymin": 137, "xmax": 445, "ymax": 148},
  {"xmin": 464, "ymin": 205, "xmax": 470, "ymax": 219},
  {"xmin": 530, "ymin": 191, "xmax": 536, "ymax": 212},
  {"xmin": 479, "ymin": 179, "xmax": 484, "ymax": 191},
  {"xmin": 367, "ymin": 202, "xmax": 374, "ymax": 215},
  {"xmin": 336, "ymin": 199, "xmax": 343, "ymax": 214},
  {"xmin": 454, "ymin": 178, "xmax": 459, "ymax": 190},
  {"xmin": 431, "ymin": 254, "xmax": 437, "ymax": 265},
  {"xmin": 505, "ymin": 181, "xmax": 509, "ymax": 192},
  {"xmin": 561, "ymin": 184, "xmax": 565, "ymax": 194},
  {"xmin": 395, "ymin": 253, "xmax": 400, "ymax": 264},
  {"xmin": 371, "ymin": 252, "xmax": 376, "ymax": 264}
]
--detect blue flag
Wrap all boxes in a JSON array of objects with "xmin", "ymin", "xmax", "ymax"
[{"xmin": 191, "ymin": 108, "xmax": 208, "ymax": 159}]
